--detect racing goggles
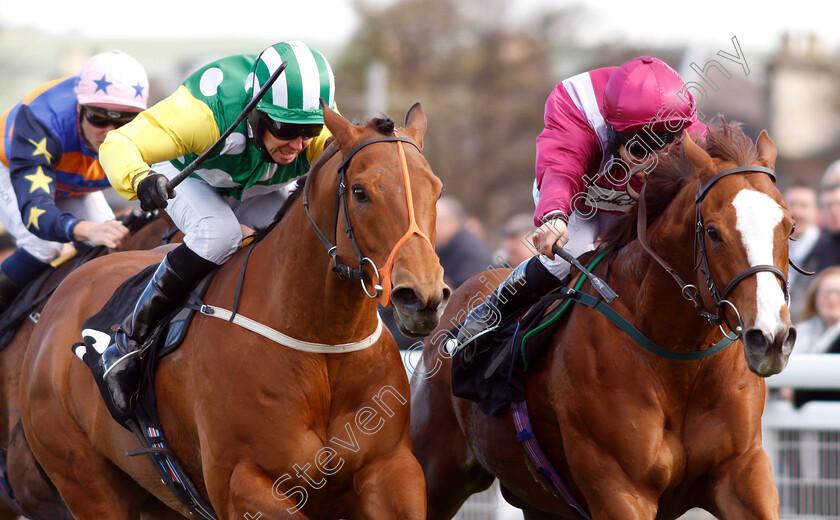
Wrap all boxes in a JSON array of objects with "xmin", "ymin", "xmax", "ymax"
[
  {"xmin": 610, "ymin": 125, "xmax": 680, "ymax": 153},
  {"xmin": 260, "ymin": 113, "xmax": 323, "ymax": 141},
  {"xmin": 83, "ymin": 106, "xmax": 139, "ymax": 129}
]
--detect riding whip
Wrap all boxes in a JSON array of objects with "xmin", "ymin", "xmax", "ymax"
[{"xmin": 552, "ymin": 244, "xmax": 618, "ymax": 303}]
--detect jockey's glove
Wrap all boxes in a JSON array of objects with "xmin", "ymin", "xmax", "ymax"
[{"xmin": 136, "ymin": 172, "xmax": 176, "ymax": 211}]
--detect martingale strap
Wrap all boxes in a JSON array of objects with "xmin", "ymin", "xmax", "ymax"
[
  {"xmin": 511, "ymin": 400, "xmax": 592, "ymax": 520},
  {"xmin": 520, "ymin": 252, "xmax": 734, "ymax": 364}
]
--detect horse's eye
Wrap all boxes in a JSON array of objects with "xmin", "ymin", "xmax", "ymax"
[
  {"xmin": 706, "ymin": 226, "xmax": 722, "ymax": 243},
  {"xmin": 352, "ymin": 185, "xmax": 369, "ymax": 203},
  {"xmin": 790, "ymin": 221, "xmax": 797, "ymax": 239}
]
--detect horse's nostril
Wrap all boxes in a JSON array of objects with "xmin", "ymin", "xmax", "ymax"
[
  {"xmin": 391, "ymin": 288, "xmax": 422, "ymax": 312},
  {"xmin": 786, "ymin": 326, "xmax": 797, "ymax": 351},
  {"xmin": 744, "ymin": 328, "xmax": 769, "ymax": 352}
]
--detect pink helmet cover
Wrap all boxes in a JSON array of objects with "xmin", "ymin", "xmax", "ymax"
[
  {"xmin": 603, "ymin": 56, "xmax": 697, "ymax": 132},
  {"xmin": 74, "ymin": 50, "xmax": 149, "ymax": 112}
]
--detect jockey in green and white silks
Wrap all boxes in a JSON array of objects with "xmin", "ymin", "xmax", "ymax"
[{"xmin": 98, "ymin": 41, "xmax": 336, "ymax": 414}]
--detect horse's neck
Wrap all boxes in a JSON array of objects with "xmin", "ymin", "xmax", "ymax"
[
  {"xmin": 620, "ymin": 187, "xmax": 716, "ymax": 347},
  {"xmin": 243, "ymin": 201, "xmax": 380, "ymax": 344}
]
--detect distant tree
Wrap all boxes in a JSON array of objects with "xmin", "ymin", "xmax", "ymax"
[{"xmin": 336, "ymin": 0, "xmax": 580, "ymax": 233}]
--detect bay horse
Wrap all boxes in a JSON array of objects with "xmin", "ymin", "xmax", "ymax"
[
  {"xmin": 411, "ymin": 120, "xmax": 795, "ymax": 519},
  {"xmin": 21, "ymin": 103, "xmax": 448, "ymax": 519},
  {"xmin": 0, "ymin": 209, "xmax": 176, "ymax": 520}
]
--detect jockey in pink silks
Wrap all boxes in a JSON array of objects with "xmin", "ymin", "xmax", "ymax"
[{"xmin": 457, "ymin": 56, "xmax": 707, "ymax": 348}]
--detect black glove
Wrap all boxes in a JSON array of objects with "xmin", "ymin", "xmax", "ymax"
[{"xmin": 136, "ymin": 173, "xmax": 175, "ymax": 211}]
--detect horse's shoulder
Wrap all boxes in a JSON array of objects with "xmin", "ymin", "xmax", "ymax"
[{"xmin": 450, "ymin": 268, "xmax": 511, "ymax": 306}]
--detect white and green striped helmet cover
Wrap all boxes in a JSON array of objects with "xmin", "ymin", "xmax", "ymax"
[{"xmin": 249, "ymin": 41, "xmax": 335, "ymax": 125}]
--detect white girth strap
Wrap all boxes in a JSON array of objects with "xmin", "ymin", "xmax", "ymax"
[{"xmin": 197, "ymin": 305, "xmax": 383, "ymax": 353}]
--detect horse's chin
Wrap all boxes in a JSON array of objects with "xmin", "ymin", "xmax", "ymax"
[
  {"xmin": 392, "ymin": 307, "xmax": 441, "ymax": 338},
  {"xmin": 744, "ymin": 342, "xmax": 793, "ymax": 377},
  {"xmin": 746, "ymin": 354, "xmax": 790, "ymax": 377}
]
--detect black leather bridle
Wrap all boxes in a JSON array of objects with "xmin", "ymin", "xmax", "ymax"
[
  {"xmin": 693, "ymin": 166, "xmax": 788, "ymax": 333},
  {"xmin": 638, "ymin": 165, "xmax": 801, "ymax": 336}
]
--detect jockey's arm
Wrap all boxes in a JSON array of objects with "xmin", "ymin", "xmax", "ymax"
[
  {"xmin": 100, "ymin": 87, "xmax": 334, "ymax": 200},
  {"xmin": 534, "ymin": 88, "xmax": 602, "ymax": 227},
  {"xmin": 7, "ymin": 108, "xmax": 71, "ymax": 242},
  {"xmin": 99, "ymin": 86, "xmax": 220, "ymax": 201},
  {"xmin": 8, "ymin": 106, "xmax": 126, "ymax": 247}
]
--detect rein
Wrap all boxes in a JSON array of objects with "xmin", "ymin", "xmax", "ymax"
[
  {"xmin": 302, "ymin": 131, "xmax": 434, "ymax": 307},
  {"xmin": 523, "ymin": 252, "xmax": 735, "ymax": 362},
  {"xmin": 636, "ymin": 164, "xmax": 786, "ymax": 337}
]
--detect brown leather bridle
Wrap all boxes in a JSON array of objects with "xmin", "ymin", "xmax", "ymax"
[
  {"xmin": 302, "ymin": 131, "xmax": 434, "ymax": 307},
  {"xmin": 637, "ymin": 165, "xmax": 789, "ymax": 336}
]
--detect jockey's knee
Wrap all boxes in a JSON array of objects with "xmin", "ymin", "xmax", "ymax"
[{"xmin": 185, "ymin": 217, "xmax": 242, "ymax": 265}]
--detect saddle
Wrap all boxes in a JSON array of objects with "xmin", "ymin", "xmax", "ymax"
[
  {"xmin": 71, "ymin": 234, "xmax": 261, "ymax": 520},
  {"xmin": 451, "ymin": 289, "xmax": 571, "ymax": 415},
  {"xmin": 451, "ymin": 251, "xmax": 607, "ymax": 415},
  {"xmin": 0, "ymin": 251, "xmax": 86, "ymax": 350},
  {"xmin": 72, "ymin": 264, "xmax": 216, "ymax": 429}
]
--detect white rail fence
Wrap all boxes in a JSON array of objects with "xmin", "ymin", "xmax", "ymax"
[{"xmin": 765, "ymin": 354, "xmax": 840, "ymax": 520}]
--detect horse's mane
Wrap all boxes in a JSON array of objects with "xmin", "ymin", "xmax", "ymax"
[
  {"xmin": 256, "ymin": 116, "xmax": 400, "ymax": 240},
  {"xmin": 600, "ymin": 117, "xmax": 759, "ymax": 250}
]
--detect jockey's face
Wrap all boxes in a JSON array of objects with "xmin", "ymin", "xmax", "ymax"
[
  {"xmin": 80, "ymin": 105, "xmax": 138, "ymax": 152},
  {"xmin": 260, "ymin": 130, "xmax": 312, "ymax": 165},
  {"xmin": 81, "ymin": 117, "xmax": 113, "ymax": 153},
  {"xmin": 613, "ymin": 127, "xmax": 679, "ymax": 169},
  {"xmin": 617, "ymin": 142, "xmax": 664, "ymax": 169}
]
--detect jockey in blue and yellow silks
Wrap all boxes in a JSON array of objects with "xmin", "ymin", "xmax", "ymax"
[{"xmin": 0, "ymin": 50, "xmax": 149, "ymax": 314}]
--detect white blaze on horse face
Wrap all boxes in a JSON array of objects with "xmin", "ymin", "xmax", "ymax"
[{"xmin": 732, "ymin": 189, "xmax": 786, "ymax": 333}]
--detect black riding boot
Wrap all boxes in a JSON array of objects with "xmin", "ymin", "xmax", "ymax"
[
  {"xmin": 100, "ymin": 245, "xmax": 217, "ymax": 414},
  {"xmin": 0, "ymin": 273, "xmax": 21, "ymax": 316},
  {"xmin": 456, "ymin": 256, "xmax": 562, "ymax": 349}
]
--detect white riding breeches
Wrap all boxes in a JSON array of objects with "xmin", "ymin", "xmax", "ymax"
[
  {"xmin": 154, "ymin": 162, "xmax": 290, "ymax": 265},
  {"xmin": 0, "ymin": 162, "xmax": 115, "ymax": 262}
]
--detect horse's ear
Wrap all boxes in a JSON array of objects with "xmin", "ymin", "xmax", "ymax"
[
  {"xmin": 321, "ymin": 98, "xmax": 357, "ymax": 148},
  {"xmin": 402, "ymin": 102, "xmax": 426, "ymax": 150},
  {"xmin": 683, "ymin": 131, "xmax": 716, "ymax": 183},
  {"xmin": 756, "ymin": 130, "xmax": 777, "ymax": 168}
]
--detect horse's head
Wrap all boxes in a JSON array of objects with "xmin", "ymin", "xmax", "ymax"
[
  {"xmin": 684, "ymin": 126, "xmax": 795, "ymax": 376},
  {"xmin": 319, "ymin": 102, "xmax": 450, "ymax": 337}
]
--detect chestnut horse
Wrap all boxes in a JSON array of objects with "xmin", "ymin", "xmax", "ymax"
[
  {"xmin": 0, "ymin": 209, "xmax": 176, "ymax": 520},
  {"xmin": 21, "ymin": 104, "xmax": 448, "ymax": 519},
  {"xmin": 411, "ymin": 121, "xmax": 795, "ymax": 519}
]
